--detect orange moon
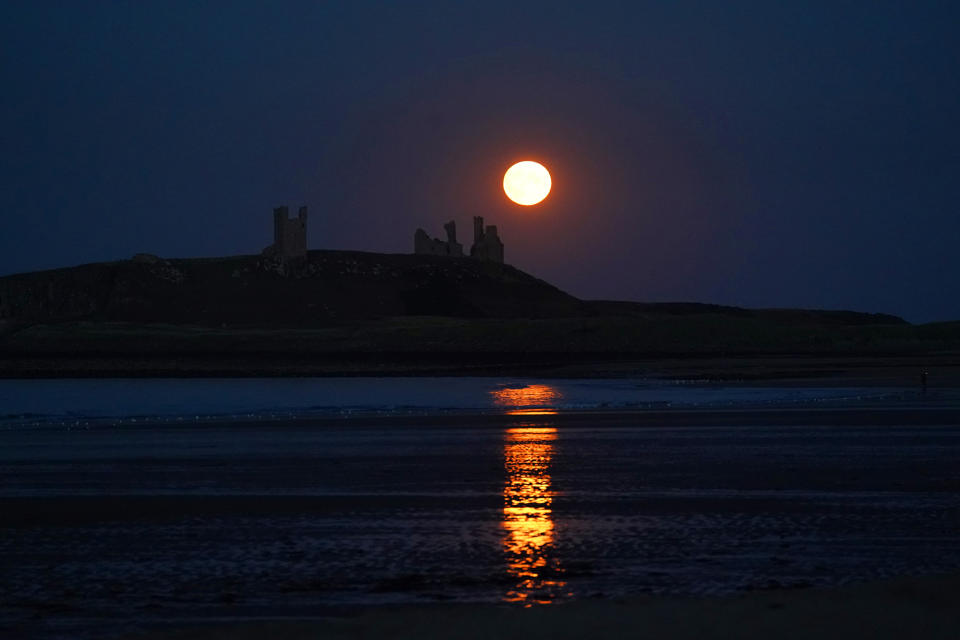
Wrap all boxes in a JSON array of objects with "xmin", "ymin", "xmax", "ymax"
[{"xmin": 503, "ymin": 161, "xmax": 551, "ymax": 206}]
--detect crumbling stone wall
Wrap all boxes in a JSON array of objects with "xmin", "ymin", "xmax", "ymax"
[{"xmin": 413, "ymin": 220, "xmax": 464, "ymax": 257}]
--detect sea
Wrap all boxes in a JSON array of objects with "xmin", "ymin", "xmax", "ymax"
[{"xmin": 2, "ymin": 377, "xmax": 960, "ymax": 639}]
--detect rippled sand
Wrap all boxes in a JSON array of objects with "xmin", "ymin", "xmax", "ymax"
[
  {"xmin": 2, "ymin": 406, "xmax": 960, "ymax": 639},
  {"xmin": 126, "ymin": 571, "xmax": 960, "ymax": 640}
]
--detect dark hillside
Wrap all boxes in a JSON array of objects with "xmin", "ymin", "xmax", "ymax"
[
  {"xmin": 583, "ymin": 301, "xmax": 908, "ymax": 326},
  {"xmin": 3, "ymin": 251, "xmax": 956, "ymax": 378},
  {"xmin": 0, "ymin": 251, "xmax": 582, "ymax": 327},
  {"xmin": 1, "ymin": 252, "xmax": 915, "ymax": 331}
]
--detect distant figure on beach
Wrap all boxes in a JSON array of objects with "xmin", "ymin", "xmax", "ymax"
[{"xmin": 921, "ymin": 369, "xmax": 929, "ymax": 394}]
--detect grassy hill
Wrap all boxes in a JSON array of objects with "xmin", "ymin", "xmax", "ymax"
[
  {"xmin": 1, "ymin": 251, "xmax": 958, "ymax": 376},
  {"xmin": 0, "ymin": 251, "xmax": 582, "ymax": 326}
]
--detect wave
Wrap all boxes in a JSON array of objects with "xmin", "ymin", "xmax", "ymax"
[{"xmin": 0, "ymin": 377, "xmax": 942, "ymax": 430}]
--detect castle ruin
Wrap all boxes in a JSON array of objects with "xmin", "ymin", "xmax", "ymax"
[
  {"xmin": 414, "ymin": 220, "xmax": 463, "ymax": 257},
  {"xmin": 470, "ymin": 216, "xmax": 504, "ymax": 263},
  {"xmin": 263, "ymin": 205, "xmax": 307, "ymax": 261},
  {"xmin": 413, "ymin": 216, "xmax": 504, "ymax": 263}
]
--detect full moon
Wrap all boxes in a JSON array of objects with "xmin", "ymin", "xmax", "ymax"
[{"xmin": 503, "ymin": 161, "xmax": 551, "ymax": 206}]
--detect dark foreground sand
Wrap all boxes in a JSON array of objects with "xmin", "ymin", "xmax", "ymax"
[{"xmin": 127, "ymin": 572, "xmax": 960, "ymax": 640}]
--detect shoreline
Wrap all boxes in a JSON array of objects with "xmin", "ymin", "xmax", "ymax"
[
  {"xmin": 2, "ymin": 352, "xmax": 959, "ymax": 384},
  {"xmin": 6, "ymin": 404, "xmax": 960, "ymax": 433},
  {"xmin": 4, "ymin": 404, "xmax": 959, "ymax": 639},
  {"xmin": 123, "ymin": 570, "xmax": 960, "ymax": 639}
]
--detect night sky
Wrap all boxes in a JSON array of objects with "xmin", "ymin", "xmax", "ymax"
[{"xmin": 2, "ymin": 2, "xmax": 958, "ymax": 322}]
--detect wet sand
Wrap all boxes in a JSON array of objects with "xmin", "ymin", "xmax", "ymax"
[
  {"xmin": 127, "ymin": 571, "xmax": 960, "ymax": 639},
  {"xmin": 4, "ymin": 403, "xmax": 960, "ymax": 639}
]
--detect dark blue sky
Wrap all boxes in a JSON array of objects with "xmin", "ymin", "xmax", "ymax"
[{"xmin": 2, "ymin": 2, "xmax": 958, "ymax": 322}]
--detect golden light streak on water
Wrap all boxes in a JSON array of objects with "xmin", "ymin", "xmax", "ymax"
[
  {"xmin": 505, "ymin": 409, "xmax": 559, "ymax": 416},
  {"xmin": 490, "ymin": 384, "xmax": 562, "ymax": 414},
  {"xmin": 502, "ymin": 426, "xmax": 568, "ymax": 605}
]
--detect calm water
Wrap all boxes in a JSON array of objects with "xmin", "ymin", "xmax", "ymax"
[
  {"xmin": 1, "ymin": 378, "xmax": 959, "ymax": 639},
  {"xmin": 0, "ymin": 377, "xmax": 933, "ymax": 426}
]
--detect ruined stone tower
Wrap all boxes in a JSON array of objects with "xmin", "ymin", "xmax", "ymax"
[
  {"xmin": 263, "ymin": 205, "xmax": 307, "ymax": 261},
  {"xmin": 470, "ymin": 216, "xmax": 504, "ymax": 263}
]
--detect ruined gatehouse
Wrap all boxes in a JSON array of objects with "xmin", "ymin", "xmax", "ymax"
[{"xmin": 413, "ymin": 216, "xmax": 504, "ymax": 263}]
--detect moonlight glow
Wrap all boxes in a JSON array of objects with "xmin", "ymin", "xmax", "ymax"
[{"xmin": 503, "ymin": 161, "xmax": 551, "ymax": 206}]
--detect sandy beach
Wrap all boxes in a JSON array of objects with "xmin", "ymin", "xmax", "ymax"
[
  {"xmin": 126, "ymin": 571, "xmax": 960, "ymax": 639},
  {"xmin": 3, "ymin": 381, "xmax": 960, "ymax": 639}
]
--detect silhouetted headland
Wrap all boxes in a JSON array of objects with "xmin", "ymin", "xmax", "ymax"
[{"xmin": 1, "ymin": 251, "xmax": 958, "ymax": 378}]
